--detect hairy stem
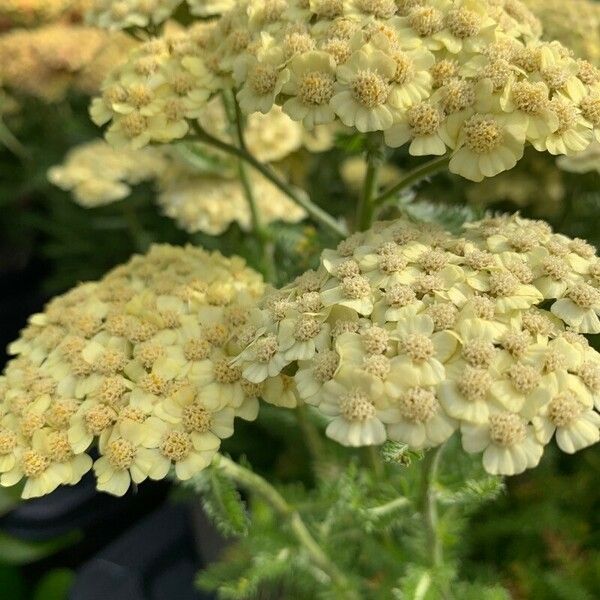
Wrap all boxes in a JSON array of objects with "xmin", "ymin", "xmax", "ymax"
[
  {"xmin": 189, "ymin": 121, "xmax": 347, "ymax": 239},
  {"xmin": 373, "ymin": 155, "xmax": 451, "ymax": 207},
  {"xmin": 419, "ymin": 444, "xmax": 446, "ymax": 568},
  {"xmin": 295, "ymin": 404, "xmax": 325, "ymax": 463},
  {"xmin": 356, "ymin": 140, "xmax": 382, "ymax": 231},
  {"xmin": 367, "ymin": 496, "xmax": 410, "ymax": 519},
  {"xmin": 213, "ymin": 455, "xmax": 358, "ymax": 597},
  {"xmin": 229, "ymin": 94, "xmax": 277, "ymax": 282}
]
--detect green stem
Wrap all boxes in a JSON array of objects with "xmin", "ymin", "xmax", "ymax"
[
  {"xmin": 295, "ymin": 404, "xmax": 325, "ymax": 463},
  {"xmin": 0, "ymin": 118, "xmax": 28, "ymax": 160},
  {"xmin": 213, "ymin": 455, "xmax": 357, "ymax": 597},
  {"xmin": 373, "ymin": 155, "xmax": 451, "ymax": 207},
  {"xmin": 190, "ymin": 121, "xmax": 347, "ymax": 239},
  {"xmin": 419, "ymin": 444, "xmax": 446, "ymax": 568},
  {"xmin": 364, "ymin": 445, "xmax": 385, "ymax": 479},
  {"xmin": 228, "ymin": 94, "xmax": 277, "ymax": 282},
  {"xmin": 356, "ymin": 144, "xmax": 381, "ymax": 231},
  {"xmin": 367, "ymin": 496, "xmax": 410, "ymax": 519}
]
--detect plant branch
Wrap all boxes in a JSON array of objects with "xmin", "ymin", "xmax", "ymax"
[
  {"xmin": 356, "ymin": 138, "xmax": 383, "ymax": 231},
  {"xmin": 373, "ymin": 155, "xmax": 451, "ymax": 207},
  {"xmin": 419, "ymin": 444, "xmax": 446, "ymax": 568},
  {"xmin": 189, "ymin": 121, "xmax": 347, "ymax": 239},
  {"xmin": 213, "ymin": 455, "xmax": 358, "ymax": 597},
  {"xmin": 228, "ymin": 93, "xmax": 277, "ymax": 282},
  {"xmin": 367, "ymin": 496, "xmax": 410, "ymax": 519}
]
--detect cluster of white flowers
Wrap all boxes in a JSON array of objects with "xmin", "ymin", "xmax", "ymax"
[
  {"xmin": 236, "ymin": 214, "xmax": 600, "ymax": 476},
  {"xmin": 0, "ymin": 0, "xmax": 73, "ymax": 26},
  {"xmin": 85, "ymin": 0, "xmax": 235, "ymax": 31},
  {"xmin": 0, "ymin": 245, "xmax": 276, "ymax": 498},
  {"xmin": 92, "ymin": 0, "xmax": 600, "ymax": 181},
  {"xmin": 48, "ymin": 140, "xmax": 168, "ymax": 207}
]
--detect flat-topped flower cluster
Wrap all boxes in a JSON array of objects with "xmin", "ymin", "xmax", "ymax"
[
  {"xmin": 91, "ymin": 0, "xmax": 600, "ymax": 181},
  {"xmin": 236, "ymin": 214, "xmax": 600, "ymax": 475},
  {"xmin": 85, "ymin": 0, "xmax": 235, "ymax": 30},
  {"xmin": 0, "ymin": 245, "xmax": 276, "ymax": 499}
]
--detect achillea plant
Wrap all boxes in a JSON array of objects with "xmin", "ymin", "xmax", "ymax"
[{"xmin": 1, "ymin": 0, "xmax": 600, "ymax": 598}]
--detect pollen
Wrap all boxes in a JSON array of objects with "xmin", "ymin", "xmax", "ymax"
[
  {"xmin": 22, "ymin": 450, "xmax": 50, "ymax": 478},
  {"xmin": 297, "ymin": 292, "xmax": 324, "ymax": 313},
  {"xmin": 46, "ymin": 399, "xmax": 78, "ymax": 429},
  {"xmin": 430, "ymin": 59, "xmax": 458, "ymax": 88},
  {"xmin": 95, "ymin": 349, "xmax": 128, "ymax": 375},
  {"xmin": 314, "ymin": 350, "xmax": 340, "ymax": 383},
  {"xmin": 465, "ymin": 249, "xmax": 494, "ymax": 270},
  {"xmin": 249, "ymin": 64, "xmax": 279, "ymax": 95},
  {"xmin": 457, "ymin": 367, "xmax": 492, "ymax": 402},
  {"xmin": 121, "ymin": 113, "xmax": 149, "ymax": 139},
  {"xmin": 292, "ymin": 315, "xmax": 320, "ymax": 341},
  {"xmin": 336, "ymin": 259, "xmax": 361, "ymax": 279},
  {"xmin": 540, "ymin": 65, "xmax": 569, "ymax": 91},
  {"xmin": 363, "ymin": 354, "xmax": 391, "ymax": 379},
  {"xmin": 213, "ymin": 358, "xmax": 242, "ymax": 384},
  {"xmin": 241, "ymin": 378, "xmax": 265, "ymax": 398},
  {"xmin": 427, "ymin": 303, "xmax": 458, "ymax": 330},
  {"xmin": 549, "ymin": 97, "xmax": 578, "ymax": 135},
  {"xmin": 568, "ymin": 283, "xmax": 600, "ymax": 308},
  {"xmin": 357, "ymin": 0, "xmax": 397, "ymax": 18},
  {"xmin": 569, "ymin": 238, "xmax": 596, "ymax": 258},
  {"xmin": 397, "ymin": 387, "xmax": 438, "ymax": 423},
  {"xmin": 511, "ymin": 81, "xmax": 549, "ymax": 115},
  {"xmin": 84, "ymin": 404, "xmax": 117, "ymax": 435},
  {"xmin": 182, "ymin": 403, "xmax": 212, "ymax": 433},
  {"xmin": 408, "ymin": 6, "xmax": 444, "ymax": 36},
  {"xmin": 340, "ymin": 389, "xmax": 376, "ymax": 421},
  {"xmin": 312, "ymin": 0, "xmax": 344, "ymax": 19},
  {"xmin": 0, "ymin": 429, "xmax": 17, "ymax": 455},
  {"xmin": 203, "ymin": 324, "xmax": 229, "ymax": 346},
  {"xmin": 351, "ymin": 70, "xmax": 391, "ymax": 108},
  {"xmin": 184, "ymin": 338, "xmax": 211, "ymax": 361},
  {"xmin": 407, "ymin": 102, "xmax": 442, "ymax": 136},
  {"xmin": 462, "ymin": 339, "xmax": 496, "ymax": 368},
  {"xmin": 20, "ymin": 413, "xmax": 45, "ymax": 439},
  {"xmin": 413, "ymin": 273, "xmax": 443, "ymax": 296},
  {"xmin": 106, "ymin": 438, "xmax": 136, "ymax": 470},
  {"xmin": 463, "ymin": 115, "xmax": 504, "ymax": 154},
  {"xmin": 254, "ymin": 335, "xmax": 279, "ymax": 363},
  {"xmin": 419, "ymin": 249, "xmax": 448, "ymax": 272},
  {"xmin": 547, "ymin": 393, "xmax": 581, "ymax": 427},
  {"xmin": 438, "ymin": 79, "xmax": 475, "ymax": 114},
  {"xmin": 541, "ymin": 256, "xmax": 568, "ymax": 280},
  {"xmin": 321, "ymin": 38, "xmax": 352, "ymax": 65},
  {"xmin": 385, "ymin": 284, "xmax": 416, "ymax": 308},
  {"xmin": 362, "ymin": 326, "xmax": 390, "ymax": 355},
  {"xmin": 161, "ymin": 430, "xmax": 193, "ymax": 461},
  {"xmin": 401, "ymin": 333, "xmax": 434, "ymax": 362},
  {"xmin": 390, "ymin": 51, "xmax": 414, "ymax": 85},
  {"xmin": 379, "ymin": 252, "xmax": 407, "ymax": 273},
  {"xmin": 479, "ymin": 59, "xmax": 512, "ymax": 93},
  {"xmin": 127, "ymin": 83, "xmax": 154, "ymax": 109},
  {"xmin": 508, "ymin": 362, "xmax": 540, "ymax": 393},
  {"xmin": 332, "ymin": 319, "xmax": 360, "ymax": 336},
  {"xmin": 488, "ymin": 412, "xmax": 526, "ymax": 446},
  {"xmin": 299, "ymin": 71, "xmax": 335, "ymax": 105},
  {"xmin": 447, "ymin": 8, "xmax": 481, "ymax": 38},
  {"xmin": 341, "ymin": 275, "xmax": 371, "ymax": 299},
  {"xmin": 490, "ymin": 272, "xmax": 519, "ymax": 297},
  {"xmin": 577, "ymin": 361, "xmax": 600, "ymax": 391},
  {"xmin": 47, "ymin": 431, "xmax": 73, "ymax": 463},
  {"xmin": 501, "ymin": 331, "xmax": 530, "ymax": 357}
]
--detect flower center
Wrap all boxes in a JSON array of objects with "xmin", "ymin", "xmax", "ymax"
[
  {"xmin": 299, "ymin": 71, "xmax": 335, "ymax": 106},
  {"xmin": 402, "ymin": 333, "xmax": 434, "ymax": 362},
  {"xmin": 408, "ymin": 102, "xmax": 442, "ymax": 136},
  {"xmin": 489, "ymin": 412, "xmax": 527, "ymax": 446},
  {"xmin": 314, "ymin": 350, "xmax": 340, "ymax": 383},
  {"xmin": 464, "ymin": 115, "xmax": 504, "ymax": 154},
  {"xmin": 351, "ymin": 70, "xmax": 390, "ymax": 108},
  {"xmin": 106, "ymin": 438, "xmax": 136, "ymax": 470},
  {"xmin": 22, "ymin": 450, "xmax": 50, "ymax": 478},
  {"xmin": 161, "ymin": 431, "xmax": 193, "ymax": 461},
  {"xmin": 249, "ymin": 64, "xmax": 279, "ymax": 95},
  {"xmin": 340, "ymin": 389, "xmax": 376, "ymax": 421},
  {"xmin": 458, "ymin": 367, "xmax": 492, "ymax": 402},
  {"xmin": 398, "ymin": 387, "xmax": 438, "ymax": 423}
]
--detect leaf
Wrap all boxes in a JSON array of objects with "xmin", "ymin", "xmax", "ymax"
[
  {"xmin": 381, "ymin": 441, "xmax": 424, "ymax": 466},
  {"xmin": 196, "ymin": 468, "xmax": 250, "ymax": 537},
  {"xmin": 0, "ymin": 531, "xmax": 81, "ymax": 565},
  {"xmin": 33, "ymin": 569, "xmax": 74, "ymax": 600}
]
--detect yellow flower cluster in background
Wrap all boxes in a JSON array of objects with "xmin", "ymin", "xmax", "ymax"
[
  {"xmin": 85, "ymin": 0, "xmax": 235, "ymax": 30},
  {"xmin": 48, "ymin": 140, "xmax": 168, "ymax": 207},
  {"xmin": 0, "ymin": 24, "xmax": 136, "ymax": 102},
  {"xmin": 0, "ymin": 245, "xmax": 272, "ymax": 498},
  {"xmin": 523, "ymin": 0, "xmax": 600, "ymax": 67},
  {"xmin": 237, "ymin": 214, "xmax": 600, "ymax": 475},
  {"xmin": 0, "ymin": 0, "xmax": 74, "ymax": 27},
  {"xmin": 91, "ymin": 0, "xmax": 600, "ymax": 181}
]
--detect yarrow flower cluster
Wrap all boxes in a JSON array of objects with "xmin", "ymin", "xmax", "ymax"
[
  {"xmin": 237, "ymin": 214, "xmax": 600, "ymax": 476},
  {"xmin": 0, "ymin": 0, "xmax": 73, "ymax": 26},
  {"xmin": 85, "ymin": 0, "xmax": 235, "ymax": 31},
  {"xmin": 523, "ymin": 0, "xmax": 600, "ymax": 67},
  {"xmin": 48, "ymin": 140, "xmax": 168, "ymax": 207},
  {"xmin": 0, "ymin": 24, "xmax": 135, "ymax": 102},
  {"xmin": 92, "ymin": 0, "xmax": 600, "ymax": 181},
  {"xmin": 0, "ymin": 245, "xmax": 276, "ymax": 498}
]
